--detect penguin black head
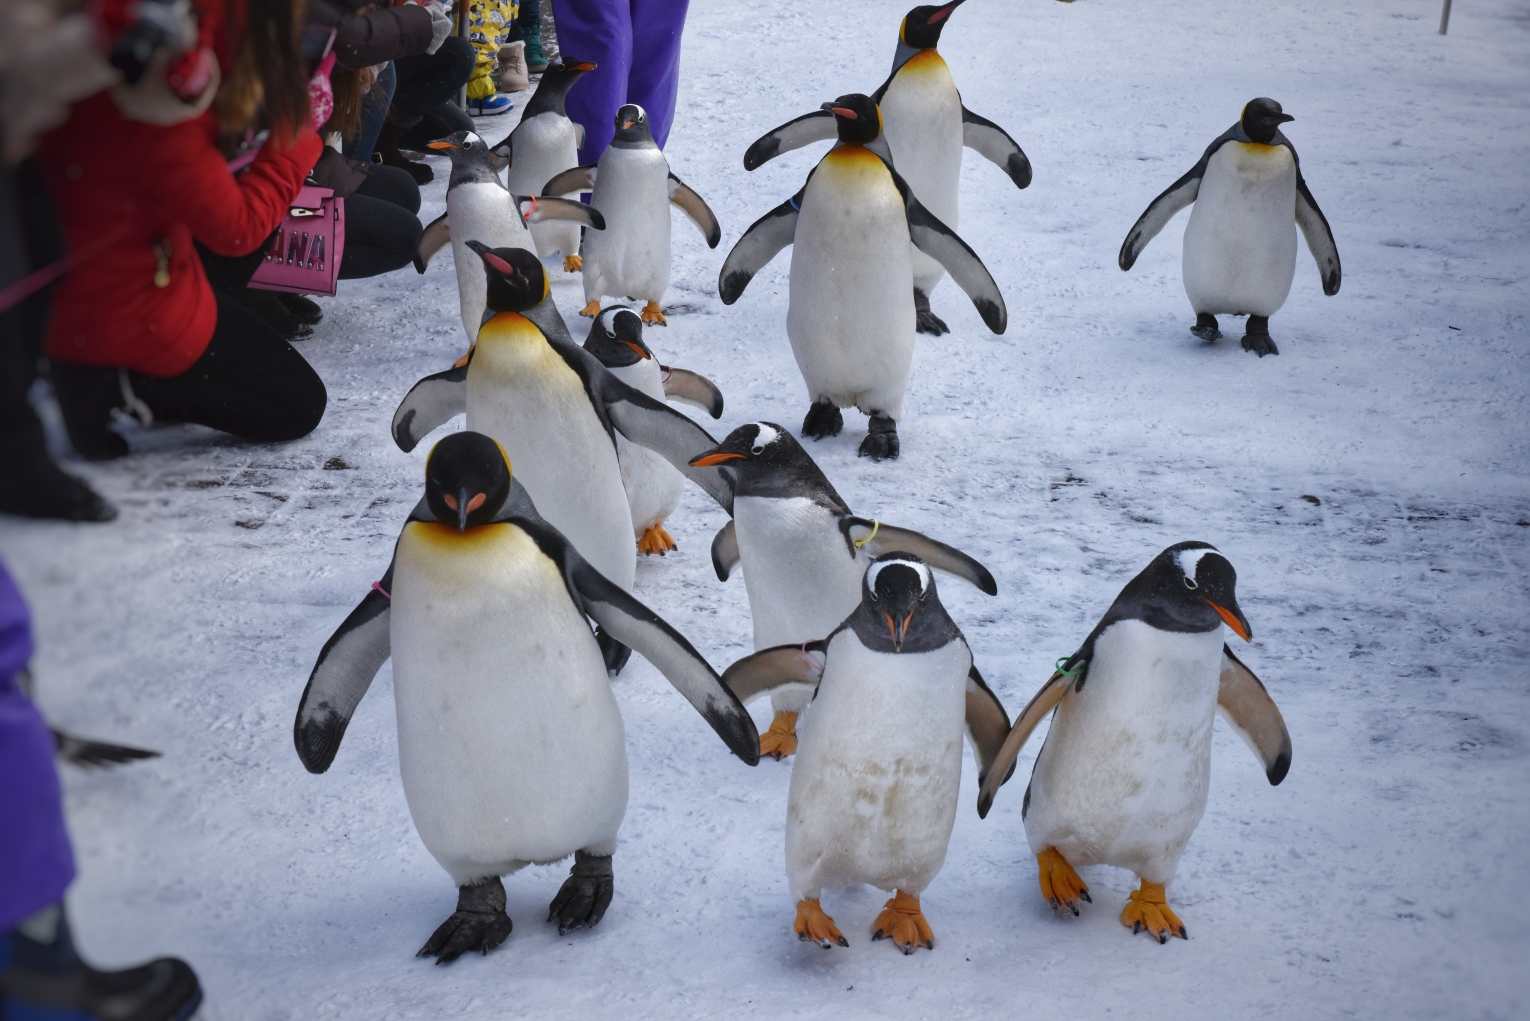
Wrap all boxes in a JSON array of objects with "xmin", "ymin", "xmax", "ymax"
[
  {"xmin": 424, "ymin": 431, "xmax": 512, "ymax": 533},
  {"xmin": 583, "ymin": 306, "xmax": 652, "ymax": 367},
  {"xmin": 1241, "ymin": 98, "xmax": 1294, "ymax": 144},
  {"xmin": 427, "ymin": 130, "xmax": 501, "ymax": 186},
  {"xmin": 820, "ymin": 94, "xmax": 882, "ymax": 146},
  {"xmin": 466, "ymin": 240, "xmax": 549, "ymax": 313},
  {"xmin": 688, "ymin": 422, "xmax": 796, "ymax": 470},
  {"xmin": 520, "ymin": 59, "xmax": 597, "ymax": 121},
  {"xmin": 899, "ymin": 0, "xmax": 964, "ymax": 50},
  {"xmin": 612, "ymin": 104, "xmax": 656, "ymax": 148},
  {"xmin": 690, "ymin": 422, "xmax": 847, "ymax": 506},
  {"xmin": 861, "ymin": 554, "xmax": 941, "ymax": 652},
  {"xmin": 1133, "ymin": 541, "xmax": 1252, "ymax": 640}
]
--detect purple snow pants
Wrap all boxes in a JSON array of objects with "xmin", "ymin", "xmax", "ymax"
[
  {"xmin": 0, "ymin": 559, "xmax": 74, "ymax": 933},
  {"xmin": 550, "ymin": 0, "xmax": 691, "ymax": 165}
]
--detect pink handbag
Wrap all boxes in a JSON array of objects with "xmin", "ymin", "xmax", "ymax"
[{"xmin": 248, "ymin": 185, "xmax": 346, "ymax": 296}]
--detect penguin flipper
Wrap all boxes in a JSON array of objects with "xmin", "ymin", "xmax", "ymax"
[
  {"xmin": 976, "ymin": 667, "xmax": 1076, "ymax": 818},
  {"xmin": 1294, "ymin": 177, "xmax": 1341, "ymax": 296},
  {"xmin": 660, "ymin": 366, "xmax": 724, "ymax": 418},
  {"xmin": 960, "ymin": 107, "xmax": 1032, "ymax": 189},
  {"xmin": 710, "ymin": 520, "xmax": 738, "ymax": 582},
  {"xmin": 391, "ymin": 358, "xmax": 470, "ymax": 453},
  {"xmin": 515, "ymin": 195, "xmax": 606, "ymax": 231},
  {"xmin": 720, "ymin": 641, "xmax": 828, "ymax": 706},
  {"xmin": 965, "ymin": 664, "xmax": 1013, "ymax": 789},
  {"xmin": 1119, "ymin": 168, "xmax": 1202, "ymax": 271},
  {"xmin": 52, "ymin": 730, "xmax": 160, "ymax": 768},
  {"xmin": 604, "ymin": 387, "xmax": 734, "ymax": 514},
  {"xmin": 542, "ymin": 164, "xmax": 597, "ymax": 197},
  {"xmin": 553, "ymin": 543, "xmax": 759, "ymax": 765},
  {"xmin": 293, "ymin": 575, "xmax": 393, "ymax": 774},
  {"xmin": 742, "ymin": 109, "xmax": 836, "ymax": 171},
  {"xmin": 667, "ymin": 172, "xmax": 721, "ymax": 248},
  {"xmin": 414, "ymin": 212, "xmax": 451, "ymax": 274},
  {"xmin": 888, "ymin": 167, "xmax": 1007, "ymax": 333},
  {"xmin": 1218, "ymin": 646, "xmax": 1292, "ymax": 785},
  {"xmin": 847, "ymin": 519, "xmax": 997, "ymax": 595},
  {"xmin": 718, "ymin": 193, "xmax": 801, "ymax": 305}
]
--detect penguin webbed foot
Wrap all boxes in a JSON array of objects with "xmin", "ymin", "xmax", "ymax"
[
  {"xmin": 1037, "ymin": 847, "xmax": 1090, "ymax": 917},
  {"xmin": 915, "ymin": 309, "xmax": 950, "ymax": 336},
  {"xmin": 794, "ymin": 899, "xmax": 848, "ymax": 949},
  {"xmin": 563, "ymin": 254, "xmax": 583, "ymax": 273},
  {"xmin": 637, "ymin": 523, "xmax": 677, "ymax": 556},
  {"xmin": 857, "ymin": 415, "xmax": 899, "ymax": 461},
  {"xmin": 1240, "ymin": 317, "xmax": 1278, "ymax": 357},
  {"xmin": 801, "ymin": 401, "xmax": 843, "ymax": 441},
  {"xmin": 1191, "ymin": 313, "xmax": 1221, "ymax": 342},
  {"xmin": 418, "ymin": 877, "xmax": 513, "ymax": 965},
  {"xmin": 871, "ymin": 890, "xmax": 934, "ymax": 955},
  {"xmin": 548, "ymin": 851, "xmax": 614, "ymax": 935},
  {"xmin": 1120, "ymin": 880, "xmax": 1186, "ymax": 944},
  {"xmin": 759, "ymin": 710, "xmax": 798, "ymax": 760},
  {"xmin": 640, "ymin": 300, "xmax": 666, "ymax": 326},
  {"xmin": 580, "ymin": 299, "xmax": 602, "ymax": 317},
  {"xmin": 595, "ymin": 627, "xmax": 632, "ymax": 676}
]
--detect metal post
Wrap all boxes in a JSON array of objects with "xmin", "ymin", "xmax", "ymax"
[
  {"xmin": 455, "ymin": 0, "xmax": 471, "ymax": 108},
  {"xmin": 1439, "ymin": 0, "xmax": 1452, "ymax": 34}
]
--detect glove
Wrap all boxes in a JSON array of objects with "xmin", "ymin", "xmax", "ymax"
[{"xmin": 424, "ymin": 2, "xmax": 452, "ymax": 55}]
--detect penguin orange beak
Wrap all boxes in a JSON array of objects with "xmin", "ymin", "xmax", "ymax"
[
  {"xmin": 480, "ymin": 251, "xmax": 521, "ymax": 280},
  {"xmin": 1205, "ymin": 600, "xmax": 1252, "ymax": 642},
  {"xmin": 821, "ymin": 103, "xmax": 858, "ymax": 120},
  {"xmin": 568, "ymin": 61, "xmax": 597, "ymax": 72},
  {"xmin": 622, "ymin": 120, "xmax": 636, "ymax": 130},
  {"xmin": 427, "ymin": 141, "xmax": 459, "ymax": 150},
  {"xmin": 442, "ymin": 490, "xmax": 486, "ymax": 532},
  {"xmin": 929, "ymin": 0, "xmax": 964, "ymax": 25},
  {"xmin": 689, "ymin": 451, "xmax": 746, "ymax": 467},
  {"xmin": 619, "ymin": 339, "xmax": 649, "ymax": 359}
]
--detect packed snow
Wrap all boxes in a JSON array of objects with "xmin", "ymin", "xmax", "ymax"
[{"xmin": 4, "ymin": 0, "xmax": 1527, "ymax": 1017}]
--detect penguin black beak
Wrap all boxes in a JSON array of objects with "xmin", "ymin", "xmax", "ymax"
[
  {"xmin": 821, "ymin": 102, "xmax": 858, "ymax": 120},
  {"xmin": 456, "ymin": 487, "xmax": 472, "ymax": 532},
  {"xmin": 1205, "ymin": 599, "xmax": 1252, "ymax": 642},
  {"xmin": 929, "ymin": 0, "xmax": 965, "ymax": 25},
  {"xmin": 883, "ymin": 609, "xmax": 916, "ymax": 651},
  {"xmin": 1276, "ymin": 113, "xmax": 1296, "ymax": 124}
]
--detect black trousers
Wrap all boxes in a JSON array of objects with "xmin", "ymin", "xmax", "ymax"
[
  {"xmin": 392, "ymin": 37, "xmax": 475, "ymax": 126},
  {"xmin": 0, "ymin": 160, "xmax": 65, "ymax": 475},
  {"xmin": 340, "ymin": 164, "xmax": 423, "ymax": 279}
]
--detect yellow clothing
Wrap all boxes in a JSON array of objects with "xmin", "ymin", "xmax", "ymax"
[{"xmin": 466, "ymin": 0, "xmax": 518, "ymax": 99}]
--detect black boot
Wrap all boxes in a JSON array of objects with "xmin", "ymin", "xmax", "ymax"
[
  {"xmin": 1191, "ymin": 313, "xmax": 1221, "ymax": 341},
  {"xmin": 276, "ymin": 293, "xmax": 323, "ymax": 325},
  {"xmin": 378, "ymin": 115, "xmax": 435, "ymax": 185},
  {"xmin": 1241, "ymin": 315, "xmax": 1278, "ymax": 357},
  {"xmin": 1, "ymin": 907, "xmax": 202, "ymax": 1021},
  {"xmin": 914, "ymin": 288, "xmax": 949, "ymax": 336},
  {"xmin": 48, "ymin": 362, "xmax": 129, "ymax": 461},
  {"xmin": 0, "ymin": 412, "xmax": 117, "ymax": 521},
  {"xmin": 548, "ymin": 851, "xmax": 614, "ymax": 935},
  {"xmin": 801, "ymin": 399, "xmax": 843, "ymax": 440},
  {"xmin": 417, "ymin": 877, "xmax": 513, "ymax": 965},
  {"xmin": 225, "ymin": 287, "xmax": 311, "ymax": 340},
  {"xmin": 858, "ymin": 413, "xmax": 900, "ymax": 461}
]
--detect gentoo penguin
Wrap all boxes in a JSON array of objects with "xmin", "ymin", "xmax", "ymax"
[
  {"xmin": 541, "ymin": 104, "xmax": 721, "ymax": 325},
  {"xmin": 976, "ymin": 542, "xmax": 1292, "ymax": 943},
  {"xmin": 720, "ymin": 554, "xmax": 1010, "ymax": 952},
  {"xmin": 582, "ymin": 305, "xmax": 725, "ymax": 555},
  {"xmin": 292, "ymin": 431, "xmax": 757, "ymax": 962},
  {"xmin": 719, "ymin": 94, "xmax": 1006, "ymax": 460},
  {"xmin": 743, "ymin": 0, "xmax": 1031, "ymax": 335},
  {"xmin": 1119, "ymin": 98, "xmax": 1341, "ymax": 357},
  {"xmin": 391, "ymin": 245, "xmax": 735, "ymax": 671},
  {"xmin": 490, "ymin": 59, "xmax": 598, "ymax": 271},
  {"xmin": 689, "ymin": 422, "xmax": 995, "ymax": 758},
  {"xmin": 412, "ymin": 129, "xmax": 605, "ymax": 344}
]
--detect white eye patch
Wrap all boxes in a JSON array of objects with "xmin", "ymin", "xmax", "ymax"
[
  {"xmin": 866, "ymin": 558, "xmax": 931, "ymax": 594},
  {"xmin": 464, "ymin": 131, "xmax": 483, "ymax": 146},
  {"xmin": 599, "ymin": 306, "xmax": 637, "ymax": 339},
  {"xmin": 750, "ymin": 422, "xmax": 779, "ymax": 450},
  {"xmin": 1174, "ymin": 546, "xmax": 1223, "ymax": 582}
]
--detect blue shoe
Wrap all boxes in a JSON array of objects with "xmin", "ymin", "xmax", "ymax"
[{"xmin": 467, "ymin": 94, "xmax": 513, "ymax": 116}]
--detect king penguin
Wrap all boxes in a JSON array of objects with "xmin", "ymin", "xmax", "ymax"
[
  {"xmin": 743, "ymin": 0, "xmax": 1031, "ymax": 335},
  {"xmin": 976, "ymin": 542, "xmax": 1292, "ymax": 943},
  {"xmin": 390, "ymin": 245, "xmax": 736, "ymax": 670},
  {"xmin": 412, "ymin": 129, "xmax": 605, "ymax": 345},
  {"xmin": 720, "ymin": 554, "xmax": 1011, "ymax": 953},
  {"xmin": 490, "ymin": 59, "xmax": 599, "ymax": 271},
  {"xmin": 542, "ymin": 104, "xmax": 721, "ymax": 326},
  {"xmin": 689, "ymin": 422, "xmax": 996, "ymax": 758},
  {"xmin": 292, "ymin": 431, "xmax": 758, "ymax": 962},
  {"xmin": 720, "ymin": 94, "xmax": 1007, "ymax": 460},
  {"xmin": 582, "ymin": 305, "xmax": 725, "ymax": 555},
  {"xmin": 1119, "ymin": 98, "xmax": 1341, "ymax": 356}
]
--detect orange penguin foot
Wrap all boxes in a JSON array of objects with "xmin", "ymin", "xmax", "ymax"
[
  {"xmin": 759, "ymin": 711, "xmax": 798, "ymax": 760},
  {"xmin": 640, "ymin": 300, "xmax": 666, "ymax": 326},
  {"xmin": 563, "ymin": 254, "xmax": 583, "ymax": 272},
  {"xmin": 580, "ymin": 299, "xmax": 602, "ymax": 317},
  {"xmin": 794, "ymin": 899, "xmax": 847, "ymax": 948},
  {"xmin": 1120, "ymin": 880, "xmax": 1186, "ymax": 943},
  {"xmin": 871, "ymin": 890, "xmax": 934, "ymax": 955},
  {"xmin": 1037, "ymin": 847, "xmax": 1091, "ymax": 916},
  {"xmin": 637, "ymin": 524, "xmax": 676, "ymax": 556}
]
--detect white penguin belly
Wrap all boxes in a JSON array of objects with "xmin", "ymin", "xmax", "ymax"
[
  {"xmin": 467, "ymin": 326, "xmax": 636, "ymax": 591},
  {"xmin": 447, "ymin": 183, "xmax": 535, "ymax": 344},
  {"xmin": 733, "ymin": 495, "xmax": 867, "ymax": 649},
  {"xmin": 608, "ymin": 360, "xmax": 683, "ymax": 534},
  {"xmin": 785, "ymin": 631, "xmax": 971, "ymax": 899},
  {"xmin": 1182, "ymin": 142, "xmax": 1298, "ymax": 317},
  {"xmin": 1023, "ymin": 619, "xmax": 1224, "ymax": 885},
  {"xmin": 584, "ymin": 149, "xmax": 672, "ymax": 303},
  {"xmin": 787, "ymin": 149, "xmax": 916, "ymax": 419},
  {"xmin": 391, "ymin": 522, "xmax": 628, "ymax": 886},
  {"xmin": 879, "ymin": 56, "xmax": 964, "ymax": 296},
  {"xmin": 506, "ymin": 113, "xmax": 582, "ymax": 260}
]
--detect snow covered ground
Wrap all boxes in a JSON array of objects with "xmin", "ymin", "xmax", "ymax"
[{"xmin": 4, "ymin": 0, "xmax": 1528, "ymax": 1017}]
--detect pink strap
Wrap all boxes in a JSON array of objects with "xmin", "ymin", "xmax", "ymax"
[{"xmin": 371, "ymin": 581, "xmax": 391, "ymax": 599}]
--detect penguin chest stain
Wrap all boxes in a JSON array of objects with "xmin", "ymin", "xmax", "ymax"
[
  {"xmin": 390, "ymin": 522, "xmax": 627, "ymax": 879},
  {"xmin": 734, "ymin": 495, "xmax": 866, "ymax": 648},
  {"xmin": 1182, "ymin": 141, "xmax": 1299, "ymax": 316},
  {"xmin": 1023, "ymin": 620, "xmax": 1223, "ymax": 882},
  {"xmin": 785, "ymin": 634, "xmax": 970, "ymax": 895}
]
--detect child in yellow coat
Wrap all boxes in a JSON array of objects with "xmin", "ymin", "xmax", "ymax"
[{"xmin": 466, "ymin": 0, "xmax": 518, "ymax": 113}]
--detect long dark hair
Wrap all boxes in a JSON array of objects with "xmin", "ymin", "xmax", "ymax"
[{"xmin": 215, "ymin": 0, "xmax": 310, "ymax": 148}]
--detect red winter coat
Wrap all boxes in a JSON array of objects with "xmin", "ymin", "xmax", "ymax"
[{"xmin": 35, "ymin": 93, "xmax": 322, "ymax": 377}]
